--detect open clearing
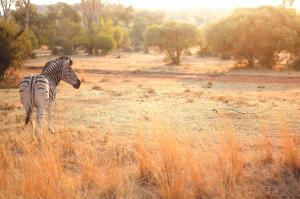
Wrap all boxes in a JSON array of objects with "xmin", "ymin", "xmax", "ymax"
[{"xmin": 2, "ymin": 53, "xmax": 300, "ymax": 136}]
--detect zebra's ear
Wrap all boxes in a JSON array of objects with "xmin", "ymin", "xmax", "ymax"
[{"xmin": 69, "ymin": 59, "xmax": 73, "ymax": 65}]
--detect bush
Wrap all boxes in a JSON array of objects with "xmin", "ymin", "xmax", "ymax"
[
  {"xmin": 47, "ymin": 4, "xmax": 82, "ymax": 55},
  {"xmin": 288, "ymin": 56, "xmax": 300, "ymax": 70},
  {"xmin": 204, "ymin": 6, "xmax": 298, "ymax": 68},
  {"xmin": 197, "ymin": 47, "xmax": 213, "ymax": 57},
  {"xmin": 95, "ymin": 34, "xmax": 116, "ymax": 55},
  {"xmin": 0, "ymin": 20, "xmax": 33, "ymax": 80},
  {"xmin": 144, "ymin": 22, "xmax": 199, "ymax": 65},
  {"xmin": 112, "ymin": 26, "xmax": 124, "ymax": 48}
]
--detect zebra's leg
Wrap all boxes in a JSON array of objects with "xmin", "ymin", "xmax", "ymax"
[
  {"xmin": 47, "ymin": 101, "xmax": 55, "ymax": 134},
  {"xmin": 27, "ymin": 108, "xmax": 34, "ymax": 132},
  {"xmin": 24, "ymin": 107, "xmax": 34, "ymax": 137},
  {"xmin": 36, "ymin": 107, "xmax": 46, "ymax": 134}
]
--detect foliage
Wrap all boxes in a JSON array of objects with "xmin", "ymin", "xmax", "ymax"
[
  {"xmin": 45, "ymin": 3, "xmax": 82, "ymax": 55},
  {"xmin": 112, "ymin": 26, "xmax": 124, "ymax": 48},
  {"xmin": 103, "ymin": 4, "xmax": 135, "ymax": 26},
  {"xmin": 12, "ymin": 3, "xmax": 46, "ymax": 48},
  {"xmin": 130, "ymin": 10, "xmax": 165, "ymax": 51},
  {"xmin": 0, "ymin": 20, "xmax": 33, "ymax": 79},
  {"xmin": 144, "ymin": 21, "xmax": 199, "ymax": 65},
  {"xmin": 94, "ymin": 34, "xmax": 116, "ymax": 55},
  {"xmin": 80, "ymin": 0, "xmax": 104, "ymax": 55},
  {"xmin": 204, "ymin": 6, "xmax": 298, "ymax": 68}
]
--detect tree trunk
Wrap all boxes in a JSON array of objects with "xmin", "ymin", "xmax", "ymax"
[
  {"xmin": 143, "ymin": 46, "xmax": 149, "ymax": 54},
  {"xmin": 247, "ymin": 56, "xmax": 254, "ymax": 67},
  {"xmin": 13, "ymin": 0, "xmax": 30, "ymax": 39},
  {"xmin": 87, "ymin": 45, "xmax": 93, "ymax": 55},
  {"xmin": 174, "ymin": 48, "xmax": 182, "ymax": 65}
]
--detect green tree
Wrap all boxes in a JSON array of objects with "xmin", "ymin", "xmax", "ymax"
[
  {"xmin": 130, "ymin": 10, "xmax": 165, "ymax": 51},
  {"xmin": 103, "ymin": 4, "xmax": 135, "ymax": 26},
  {"xmin": 204, "ymin": 6, "xmax": 298, "ymax": 68},
  {"xmin": 98, "ymin": 17, "xmax": 128, "ymax": 50},
  {"xmin": 80, "ymin": 0, "xmax": 105, "ymax": 54},
  {"xmin": 12, "ymin": 3, "xmax": 46, "ymax": 48},
  {"xmin": 144, "ymin": 22, "xmax": 199, "ymax": 65},
  {"xmin": 46, "ymin": 3, "xmax": 82, "ymax": 55},
  {"xmin": 0, "ymin": 20, "xmax": 33, "ymax": 79},
  {"xmin": 112, "ymin": 26, "xmax": 124, "ymax": 48},
  {"xmin": 0, "ymin": 0, "xmax": 31, "ymax": 79},
  {"xmin": 94, "ymin": 34, "xmax": 115, "ymax": 55}
]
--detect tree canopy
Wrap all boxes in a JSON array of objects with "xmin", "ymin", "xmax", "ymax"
[
  {"xmin": 204, "ymin": 6, "xmax": 299, "ymax": 68},
  {"xmin": 144, "ymin": 22, "xmax": 199, "ymax": 65}
]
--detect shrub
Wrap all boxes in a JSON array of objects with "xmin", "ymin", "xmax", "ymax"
[
  {"xmin": 144, "ymin": 22, "xmax": 199, "ymax": 65},
  {"xmin": 112, "ymin": 26, "xmax": 124, "ymax": 48},
  {"xmin": 197, "ymin": 47, "xmax": 213, "ymax": 57},
  {"xmin": 288, "ymin": 58, "xmax": 300, "ymax": 70},
  {"xmin": 204, "ymin": 6, "xmax": 298, "ymax": 68},
  {"xmin": 95, "ymin": 34, "xmax": 116, "ymax": 55},
  {"xmin": 0, "ymin": 20, "xmax": 33, "ymax": 80},
  {"xmin": 47, "ymin": 4, "xmax": 82, "ymax": 55}
]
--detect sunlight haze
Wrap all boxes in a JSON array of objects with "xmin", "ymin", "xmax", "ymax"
[{"xmin": 32, "ymin": 0, "xmax": 300, "ymax": 9}]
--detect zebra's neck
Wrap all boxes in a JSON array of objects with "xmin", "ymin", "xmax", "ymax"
[
  {"xmin": 41, "ymin": 66, "xmax": 62, "ymax": 86},
  {"xmin": 42, "ymin": 74, "xmax": 59, "ymax": 87}
]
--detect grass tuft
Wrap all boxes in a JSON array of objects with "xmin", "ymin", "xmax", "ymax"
[{"xmin": 0, "ymin": 125, "xmax": 299, "ymax": 198}]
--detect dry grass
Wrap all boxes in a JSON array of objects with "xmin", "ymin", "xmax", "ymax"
[
  {"xmin": 0, "ymin": 124, "xmax": 299, "ymax": 199},
  {"xmin": 92, "ymin": 85, "xmax": 104, "ymax": 91},
  {"xmin": 0, "ymin": 103, "xmax": 17, "ymax": 111},
  {"xmin": 203, "ymin": 81, "xmax": 213, "ymax": 89},
  {"xmin": 281, "ymin": 130, "xmax": 300, "ymax": 173},
  {"xmin": 1, "ymin": 53, "xmax": 300, "ymax": 198},
  {"xmin": 0, "ymin": 69, "xmax": 22, "ymax": 89},
  {"xmin": 147, "ymin": 88, "xmax": 156, "ymax": 94}
]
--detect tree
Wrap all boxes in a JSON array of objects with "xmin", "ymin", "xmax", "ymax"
[
  {"xmin": 112, "ymin": 26, "xmax": 124, "ymax": 48},
  {"xmin": 103, "ymin": 3, "xmax": 135, "ymax": 26},
  {"xmin": 12, "ymin": 3, "xmax": 45, "ymax": 48},
  {"xmin": 0, "ymin": 0, "xmax": 31, "ymax": 79},
  {"xmin": 46, "ymin": 3, "xmax": 82, "ymax": 55},
  {"xmin": 204, "ymin": 6, "xmax": 298, "ymax": 68},
  {"xmin": 14, "ymin": 0, "xmax": 31, "ymax": 38},
  {"xmin": 144, "ymin": 22, "xmax": 199, "ymax": 65},
  {"xmin": 80, "ymin": 0, "xmax": 106, "ymax": 54},
  {"xmin": 0, "ymin": 0, "xmax": 14, "ymax": 19},
  {"xmin": 130, "ymin": 10, "xmax": 165, "ymax": 51},
  {"xmin": 285, "ymin": 10, "xmax": 300, "ymax": 70},
  {"xmin": 283, "ymin": 0, "xmax": 295, "ymax": 6},
  {"xmin": 0, "ymin": 0, "xmax": 30, "ymax": 37},
  {"xmin": 94, "ymin": 34, "xmax": 115, "ymax": 54},
  {"xmin": 0, "ymin": 20, "xmax": 33, "ymax": 79}
]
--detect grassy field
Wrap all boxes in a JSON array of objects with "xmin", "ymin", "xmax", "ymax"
[{"xmin": 0, "ymin": 53, "xmax": 300, "ymax": 198}]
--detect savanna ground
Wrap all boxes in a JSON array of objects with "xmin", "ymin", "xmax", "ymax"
[{"xmin": 0, "ymin": 52, "xmax": 300, "ymax": 198}]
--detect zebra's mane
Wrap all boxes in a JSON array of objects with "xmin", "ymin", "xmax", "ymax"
[{"xmin": 42, "ymin": 56, "xmax": 71, "ymax": 73}]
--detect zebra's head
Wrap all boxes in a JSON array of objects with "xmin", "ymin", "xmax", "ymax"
[{"xmin": 61, "ymin": 58, "xmax": 81, "ymax": 89}]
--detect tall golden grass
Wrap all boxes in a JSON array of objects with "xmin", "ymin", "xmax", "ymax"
[{"xmin": 0, "ymin": 125, "xmax": 299, "ymax": 199}]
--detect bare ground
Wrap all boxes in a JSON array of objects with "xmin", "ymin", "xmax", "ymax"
[{"xmin": 1, "ymin": 53, "xmax": 300, "ymax": 138}]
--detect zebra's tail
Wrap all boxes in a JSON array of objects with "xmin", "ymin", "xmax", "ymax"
[{"xmin": 25, "ymin": 107, "xmax": 32, "ymax": 125}]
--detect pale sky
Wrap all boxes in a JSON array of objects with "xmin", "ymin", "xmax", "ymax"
[{"xmin": 31, "ymin": 0, "xmax": 300, "ymax": 9}]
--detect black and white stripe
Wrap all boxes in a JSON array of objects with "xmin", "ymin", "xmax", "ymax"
[{"xmin": 19, "ymin": 56, "xmax": 81, "ymax": 133}]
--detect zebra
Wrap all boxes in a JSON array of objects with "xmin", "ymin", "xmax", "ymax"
[{"xmin": 19, "ymin": 56, "xmax": 81, "ymax": 133}]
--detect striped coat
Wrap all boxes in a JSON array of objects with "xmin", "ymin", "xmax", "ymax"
[{"xmin": 19, "ymin": 57, "xmax": 81, "ymax": 133}]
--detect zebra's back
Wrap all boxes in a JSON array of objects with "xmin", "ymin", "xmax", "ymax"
[{"xmin": 19, "ymin": 75, "xmax": 50, "ymax": 109}]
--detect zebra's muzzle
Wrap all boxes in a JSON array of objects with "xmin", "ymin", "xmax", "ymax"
[{"xmin": 73, "ymin": 79, "xmax": 81, "ymax": 89}]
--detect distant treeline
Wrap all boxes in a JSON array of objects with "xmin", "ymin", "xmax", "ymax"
[{"xmin": 1, "ymin": 0, "xmax": 300, "ymax": 79}]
